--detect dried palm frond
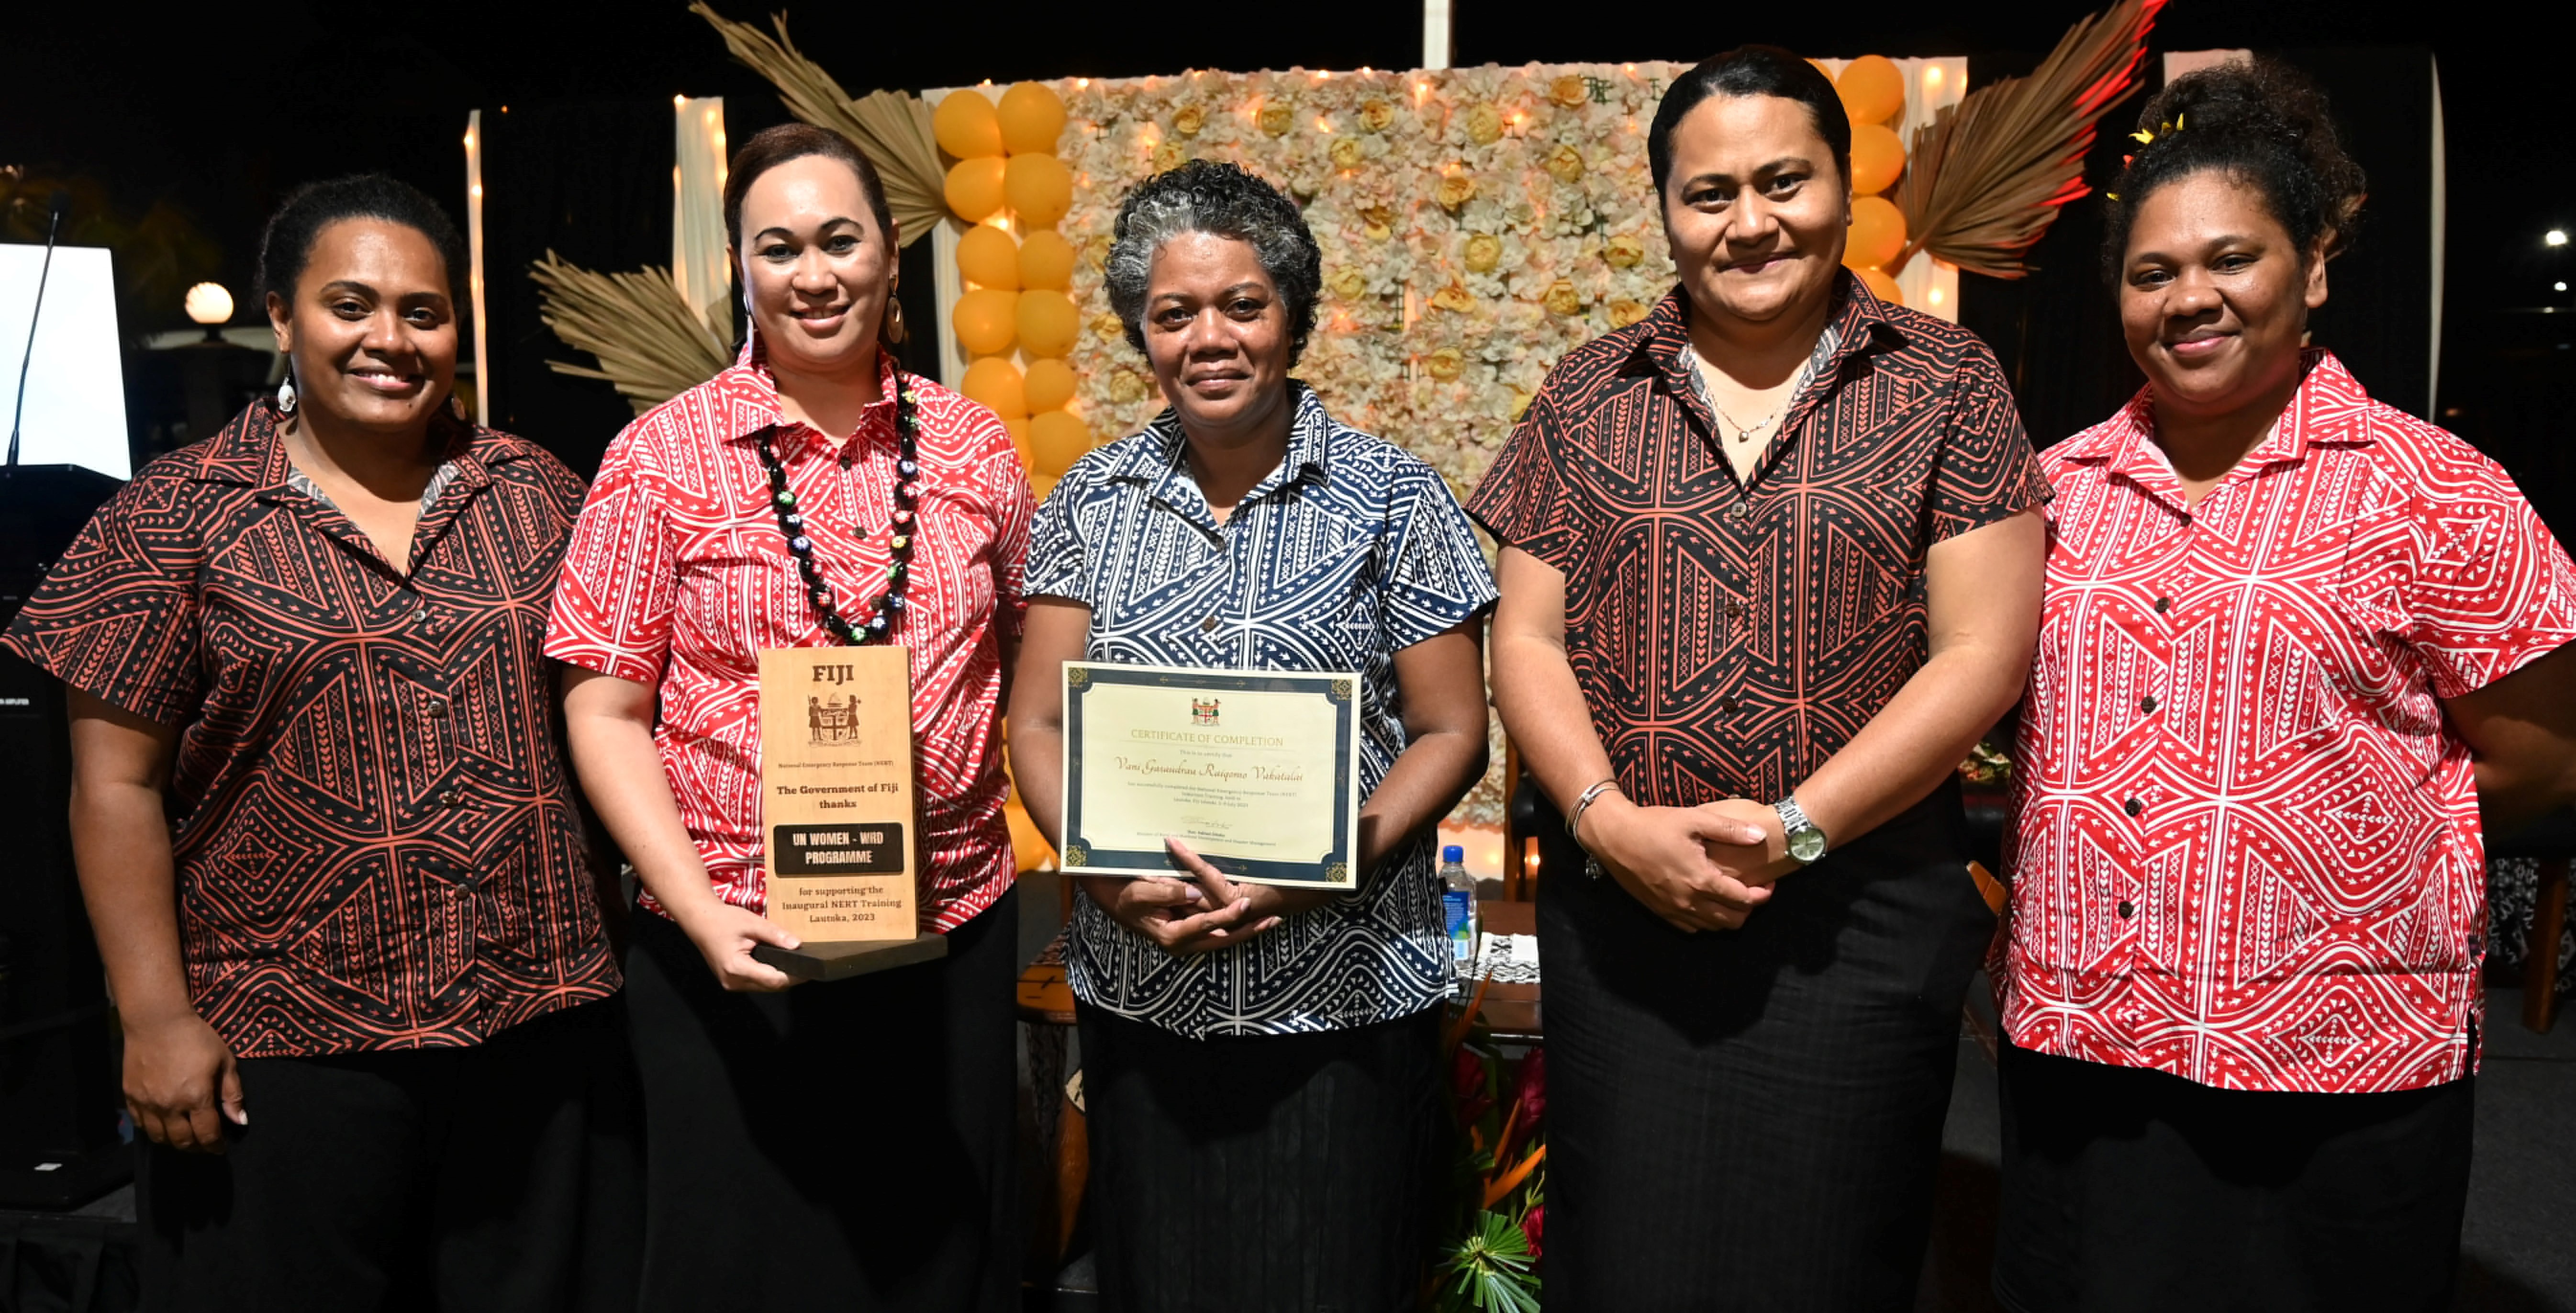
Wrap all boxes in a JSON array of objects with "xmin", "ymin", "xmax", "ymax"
[
  {"xmin": 1890, "ymin": 0, "xmax": 2165, "ymax": 279},
  {"xmin": 690, "ymin": 3, "xmax": 946, "ymax": 247},
  {"xmin": 530, "ymin": 251, "xmax": 734, "ymax": 415}
]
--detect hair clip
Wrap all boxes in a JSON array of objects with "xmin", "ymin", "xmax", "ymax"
[{"xmin": 2130, "ymin": 113, "xmax": 2185, "ymax": 146}]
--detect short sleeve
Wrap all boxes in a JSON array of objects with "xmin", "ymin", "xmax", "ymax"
[
  {"xmin": 2397, "ymin": 465, "xmax": 2576, "ymax": 699},
  {"xmin": 1382, "ymin": 461, "xmax": 1499, "ymax": 649},
  {"xmin": 1928, "ymin": 348, "xmax": 2051, "ymax": 541},
  {"xmin": 1464, "ymin": 388, "xmax": 1587, "ymax": 570},
  {"xmin": 543, "ymin": 423, "xmax": 679, "ymax": 685},
  {"xmin": 1023, "ymin": 477, "xmax": 1092, "ymax": 606},
  {"xmin": 0, "ymin": 478, "xmax": 205, "ymax": 725}
]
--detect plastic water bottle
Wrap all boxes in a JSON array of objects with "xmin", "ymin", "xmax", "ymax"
[{"xmin": 1440, "ymin": 845, "xmax": 1480, "ymax": 968}]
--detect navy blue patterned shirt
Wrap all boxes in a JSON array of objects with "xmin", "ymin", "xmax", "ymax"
[{"xmin": 1027, "ymin": 383, "xmax": 1498, "ymax": 1037}]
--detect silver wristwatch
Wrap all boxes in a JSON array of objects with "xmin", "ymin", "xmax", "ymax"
[{"xmin": 1773, "ymin": 795, "xmax": 1828, "ymax": 865}]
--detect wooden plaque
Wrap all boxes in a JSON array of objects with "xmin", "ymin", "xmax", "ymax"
[{"xmin": 758, "ymin": 645, "xmax": 917, "ymax": 944}]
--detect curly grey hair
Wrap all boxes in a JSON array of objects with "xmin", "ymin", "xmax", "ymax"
[{"xmin": 1102, "ymin": 160, "xmax": 1322, "ymax": 365}]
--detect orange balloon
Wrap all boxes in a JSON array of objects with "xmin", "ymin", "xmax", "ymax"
[
  {"xmin": 1016, "ymin": 289, "xmax": 1080, "ymax": 359},
  {"xmin": 1028, "ymin": 410, "xmax": 1093, "ymax": 477},
  {"xmin": 1003, "ymin": 415, "xmax": 1033, "ymax": 452},
  {"xmin": 956, "ymin": 223, "xmax": 1020, "ymax": 289},
  {"xmin": 1017, "ymin": 230, "xmax": 1076, "ymax": 292},
  {"xmin": 1836, "ymin": 55, "xmax": 1906, "ymax": 127},
  {"xmin": 1029, "ymin": 471, "xmax": 1059, "ymax": 502},
  {"xmin": 1849, "ymin": 123, "xmax": 1905, "ymax": 195},
  {"xmin": 961, "ymin": 357, "xmax": 1028, "ymax": 420},
  {"xmin": 997, "ymin": 82, "xmax": 1068, "ymax": 156},
  {"xmin": 1004, "ymin": 153, "xmax": 1074, "ymax": 230},
  {"xmin": 1852, "ymin": 264, "xmax": 1904, "ymax": 306},
  {"xmin": 944, "ymin": 157, "xmax": 1007, "ymax": 223},
  {"xmin": 1024, "ymin": 357, "xmax": 1078, "ymax": 412},
  {"xmin": 1847, "ymin": 195, "xmax": 1907, "ymax": 269},
  {"xmin": 933, "ymin": 91, "xmax": 1004, "ymax": 159},
  {"xmin": 952, "ymin": 288, "xmax": 1019, "ymax": 357}
]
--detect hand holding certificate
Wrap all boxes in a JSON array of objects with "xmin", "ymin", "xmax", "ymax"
[{"xmin": 1059, "ymin": 662, "xmax": 1362, "ymax": 889}]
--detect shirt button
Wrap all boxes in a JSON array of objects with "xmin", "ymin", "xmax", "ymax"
[
  {"xmin": 1724, "ymin": 601, "xmax": 1745, "ymax": 620},
  {"xmin": 2123, "ymin": 797, "xmax": 2144, "ymax": 817},
  {"xmin": 2152, "ymin": 596, "xmax": 2171, "ymax": 613},
  {"xmin": 1728, "ymin": 504, "xmax": 1751, "ymax": 522},
  {"xmin": 2118, "ymin": 899, "xmax": 2136, "ymax": 919},
  {"xmin": 1200, "ymin": 617, "xmax": 1218, "ymax": 633},
  {"xmin": 1719, "ymin": 695, "xmax": 1740, "ymax": 714},
  {"xmin": 439, "ymin": 789, "xmax": 462, "ymax": 807},
  {"xmin": 2139, "ymin": 696, "xmax": 2157, "ymax": 714},
  {"xmin": 426, "ymin": 696, "xmax": 450, "ymax": 718}
]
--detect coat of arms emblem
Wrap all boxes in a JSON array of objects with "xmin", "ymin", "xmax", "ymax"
[{"xmin": 1191, "ymin": 697, "xmax": 1221, "ymax": 726}]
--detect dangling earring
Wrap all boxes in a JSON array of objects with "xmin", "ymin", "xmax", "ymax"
[
  {"xmin": 882, "ymin": 295, "xmax": 908, "ymax": 346},
  {"xmin": 276, "ymin": 371, "xmax": 298, "ymax": 415}
]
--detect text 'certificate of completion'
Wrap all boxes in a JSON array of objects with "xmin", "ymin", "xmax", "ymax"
[{"xmin": 1060, "ymin": 662, "xmax": 1361, "ymax": 889}]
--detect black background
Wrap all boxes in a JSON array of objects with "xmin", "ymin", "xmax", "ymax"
[{"xmin": 3, "ymin": 0, "xmax": 2567, "ymax": 516}]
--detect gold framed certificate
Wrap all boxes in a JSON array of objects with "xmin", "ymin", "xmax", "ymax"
[{"xmin": 1059, "ymin": 661, "xmax": 1361, "ymax": 889}]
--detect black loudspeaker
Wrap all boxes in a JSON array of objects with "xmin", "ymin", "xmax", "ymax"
[{"xmin": 0, "ymin": 462, "xmax": 131, "ymax": 1210}]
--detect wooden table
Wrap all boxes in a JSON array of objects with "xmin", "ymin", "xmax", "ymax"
[{"xmin": 1463, "ymin": 899, "xmax": 1543, "ymax": 1040}]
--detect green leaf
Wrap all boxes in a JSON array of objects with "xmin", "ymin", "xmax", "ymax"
[{"xmin": 1435, "ymin": 1211, "xmax": 1542, "ymax": 1313}]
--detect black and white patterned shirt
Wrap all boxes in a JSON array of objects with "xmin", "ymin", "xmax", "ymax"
[{"xmin": 1027, "ymin": 383, "xmax": 1497, "ymax": 1037}]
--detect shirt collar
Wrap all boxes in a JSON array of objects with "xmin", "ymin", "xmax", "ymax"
[
  {"xmin": 714, "ymin": 332, "xmax": 906, "ymax": 449},
  {"xmin": 2063, "ymin": 348, "xmax": 2373, "ymax": 486},
  {"xmin": 1108, "ymin": 380, "xmax": 1335, "ymax": 495},
  {"xmin": 182, "ymin": 398, "xmax": 510, "ymax": 494},
  {"xmin": 1627, "ymin": 269, "xmax": 1895, "ymax": 419}
]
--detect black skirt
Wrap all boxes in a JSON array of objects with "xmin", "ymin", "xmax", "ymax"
[
  {"xmin": 1533, "ymin": 780, "xmax": 1996, "ymax": 1313},
  {"xmin": 622, "ymin": 890, "xmax": 1021, "ymax": 1313},
  {"xmin": 1077, "ymin": 1002, "xmax": 1445, "ymax": 1313},
  {"xmin": 1993, "ymin": 1040, "xmax": 2474, "ymax": 1313}
]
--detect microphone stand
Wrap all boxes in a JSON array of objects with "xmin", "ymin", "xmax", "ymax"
[{"xmin": 7, "ymin": 197, "xmax": 67, "ymax": 469}]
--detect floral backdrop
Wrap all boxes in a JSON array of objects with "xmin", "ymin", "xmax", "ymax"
[
  {"xmin": 1028, "ymin": 64, "xmax": 1689, "ymax": 826},
  {"xmin": 1052, "ymin": 63, "xmax": 1690, "ymax": 501}
]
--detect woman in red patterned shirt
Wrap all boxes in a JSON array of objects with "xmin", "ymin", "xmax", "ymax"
[
  {"xmin": 549, "ymin": 126, "xmax": 1031, "ymax": 1311},
  {"xmin": 1996, "ymin": 61, "xmax": 2576, "ymax": 1312}
]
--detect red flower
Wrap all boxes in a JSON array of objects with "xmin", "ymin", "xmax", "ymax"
[
  {"xmin": 1452, "ymin": 1044, "xmax": 1488, "ymax": 1104},
  {"xmin": 1522, "ymin": 1203, "xmax": 1545, "ymax": 1259},
  {"xmin": 1512, "ymin": 1046, "xmax": 1547, "ymax": 1127}
]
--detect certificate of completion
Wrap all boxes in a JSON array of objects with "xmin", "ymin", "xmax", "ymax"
[{"xmin": 1059, "ymin": 662, "xmax": 1361, "ymax": 889}]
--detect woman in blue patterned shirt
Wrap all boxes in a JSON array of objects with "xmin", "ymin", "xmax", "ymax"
[{"xmin": 1009, "ymin": 161, "xmax": 1497, "ymax": 1312}]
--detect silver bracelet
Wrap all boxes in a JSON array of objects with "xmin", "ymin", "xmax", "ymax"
[{"xmin": 1565, "ymin": 778, "xmax": 1621, "ymax": 843}]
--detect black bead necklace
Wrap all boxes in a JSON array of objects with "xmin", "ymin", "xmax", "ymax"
[{"xmin": 754, "ymin": 375, "xmax": 921, "ymax": 645}]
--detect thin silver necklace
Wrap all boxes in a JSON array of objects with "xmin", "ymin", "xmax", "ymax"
[{"xmin": 1693, "ymin": 326, "xmax": 1838, "ymax": 444}]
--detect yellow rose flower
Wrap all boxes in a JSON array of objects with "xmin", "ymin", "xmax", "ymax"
[
  {"xmin": 1465, "ymin": 103, "xmax": 1503, "ymax": 146},
  {"xmin": 1608, "ymin": 298, "xmax": 1650, "ymax": 328},
  {"xmin": 1509, "ymin": 386, "xmax": 1535, "ymax": 419},
  {"xmin": 1090, "ymin": 311, "xmax": 1124, "ymax": 341},
  {"xmin": 1086, "ymin": 235, "xmax": 1114, "ymax": 270},
  {"xmin": 1545, "ymin": 143, "xmax": 1585, "ymax": 184},
  {"xmin": 1435, "ymin": 173, "xmax": 1477, "ymax": 210},
  {"xmin": 1327, "ymin": 267, "xmax": 1367, "ymax": 300},
  {"xmin": 1329, "ymin": 135, "xmax": 1364, "ymax": 170},
  {"xmin": 1549, "ymin": 75, "xmax": 1589, "ymax": 109},
  {"xmin": 1426, "ymin": 347, "xmax": 1464, "ymax": 381},
  {"xmin": 1172, "ymin": 104, "xmax": 1205, "ymax": 138},
  {"xmin": 1463, "ymin": 233, "xmax": 1503, "ymax": 274},
  {"xmin": 1109, "ymin": 370, "xmax": 1149, "ymax": 404},
  {"xmin": 1152, "ymin": 141, "xmax": 1186, "ymax": 171},
  {"xmin": 1542, "ymin": 279, "xmax": 1584, "ymax": 316},
  {"xmin": 1259, "ymin": 102, "xmax": 1294, "ymax": 136},
  {"xmin": 1360, "ymin": 206, "xmax": 1395, "ymax": 242},
  {"xmin": 1430, "ymin": 282, "xmax": 1476, "ymax": 314},
  {"xmin": 1359, "ymin": 99, "xmax": 1395, "ymax": 133},
  {"xmin": 1604, "ymin": 233, "xmax": 1645, "ymax": 269}
]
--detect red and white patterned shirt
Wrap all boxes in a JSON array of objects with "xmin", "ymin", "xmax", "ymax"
[
  {"xmin": 1999, "ymin": 351, "xmax": 2576, "ymax": 1093},
  {"xmin": 544, "ymin": 345, "xmax": 1033, "ymax": 931}
]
